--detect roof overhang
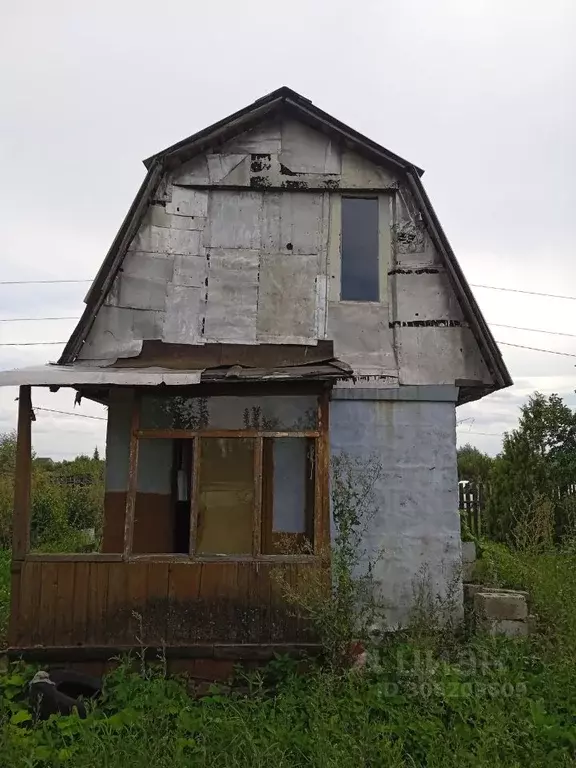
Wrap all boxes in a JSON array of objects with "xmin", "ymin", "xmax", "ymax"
[{"xmin": 0, "ymin": 360, "xmax": 352, "ymax": 389}]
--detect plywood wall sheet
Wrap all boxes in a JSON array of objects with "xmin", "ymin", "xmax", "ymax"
[
  {"xmin": 393, "ymin": 271, "xmax": 465, "ymax": 322},
  {"xmin": 328, "ymin": 301, "xmax": 397, "ymax": 376},
  {"xmin": 279, "ymin": 119, "xmax": 341, "ymax": 175},
  {"xmin": 221, "ymin": 120, "xmax": 282, "ymax": 154},
  {"xmin": 171, "ymin": 155, "xmax": 210, "ymax": 185},
  {"xmin": 166, "ymin": 187, "xmax": 209, "ymax": 218},
  {"xmin": 257, "ymin": 253, "xmax": 317, "ymax": 344},
  {"xmin": 122, "ymin": 251, "xmax": 175, "ymax": 282},
  {"xmin": 117, "ymin": 275, "xmax": 168, "ymax": 312},
  {"xmin": 78, "ymin": 306, "xmax": 153, "ymax": 360},
  {"xmin": 172, "ymin": 254, "xmax": 207, "ymax": 288},
  {"xmin": 205, "ymin": 191, "xmax": 262, "ymax": 250},
  {"xmin": 284, "ymin": 192, "xmax": 325, "ymax": 256},
  {"xmin": 397, "ymin": 326, "xmax": 492, "ymax": 386},
  {"xmin": 260, "ymin": 191, "xmax": 326, "ymax": 256},
  {"xmin": 163, "ymin": 284, "xmax": 204, "ymax": 344},
  {"xmin": 131, "ymin": 309, "xmax": 165, "ymax": 342},
  {"xmin": 341, "ymin": 150, "xmax": 397, "ymax": 189},
  {"xmin": 204, "ymin": 248, "xmax": 259, "ymax": 343},
  {"xmin": 207, "ymin": 154, "xmax": 248, "ymax": 184},
  {"xmin": 147, "ymin": 204, "xmax": 201, "ymax": 231},
  {"xmin": 131, "ymin": 225, "xmax": 204, "ymax": 257}
]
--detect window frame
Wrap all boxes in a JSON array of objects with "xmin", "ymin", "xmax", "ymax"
[
  {"xmin": 328, "ymin": 192, "xmax": 391, "ymax": 305},
  {"xmin": 123, "ymin": 388, "xmax": 330, "ymax": 563}
]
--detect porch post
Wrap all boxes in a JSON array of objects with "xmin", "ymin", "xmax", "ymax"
[{"xmin": 12, "ymin": 385, "xmax": 32, "ymax": 559}]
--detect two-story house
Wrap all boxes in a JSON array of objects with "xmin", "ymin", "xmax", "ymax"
[{"xmin": 0, "ymin": 87, "xmax": 511, "ymax": 665}]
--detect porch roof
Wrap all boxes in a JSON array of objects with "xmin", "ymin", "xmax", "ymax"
[{"xmin": 0, "ymin": 360, "xmax": 352, "ymax": 388}]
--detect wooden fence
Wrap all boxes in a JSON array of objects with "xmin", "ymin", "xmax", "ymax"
[{"xmin": 459, "ymin": 482, "xmax": 486, "ymax": 537}]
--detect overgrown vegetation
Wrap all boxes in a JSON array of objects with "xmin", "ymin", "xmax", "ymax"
[
  {"xmin": 0, "ymin": 431, "xmax": 104, "ymax": 552},
  {"xmin": 273, "ymin": 453, "xmax": 386, "ymax": 668},
  {"xmin": 459, "ymin": 391, "xmax": 576, "ymax": 546},
  {"xmin": 2, "ymin": 396, "xmax": 576, "ymax": 764},
  {"xmin": 2, "ymin": 545, "xmax": 576, "ymax": 766}
]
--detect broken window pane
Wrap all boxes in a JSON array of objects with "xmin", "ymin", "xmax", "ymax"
[
  {"xmin": 262, "ymin": 438, "xmax": 314, "ymax": 554},
  {"xmin": 196, "ymin": 437, "xmax": 254, "ymax": 555},
  {"xmin": 341, "ymin": 197, "xmax": 379, "ymax": 301},
  {"xmin": 140, "ymin": 394, "xmax": 317, "ymax": 431}
]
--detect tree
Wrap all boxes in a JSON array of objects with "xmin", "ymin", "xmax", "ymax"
[
  {"xmin": 457, "ymin": 444, "xmax": 493, "ymax": 483},
  {"xmin": 486, "ymin": 392, "xmax": 576, "ymax": 545},
  {"xmin": 93, "ymin": 446, "xmax": 100, "ymax": 461}
]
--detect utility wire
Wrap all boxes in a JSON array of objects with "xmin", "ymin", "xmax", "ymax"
[
  {"xmin": 34, "ymin": 407, "xmax": 106, "ymax": 421},
  {"xmin": 0, "ymin": 317, "xmax": 78, "ymax": 323},
  {"xmin": 496, "ymin": 341, "xmax": 576, "ymax": 358},
  {"xmin": 457, "ymin": 429, "xmax": 503, "ymax": 437},
  {"xmin": 0, "ymin": 279, "xmax": 91, "ymax": 285},
  {"xmin": 490, "ymin": 323, "xmax": 576, "ymax": 339},
  {"xmin": 1, "ymin": 277, "xmax": 574, "ymax": 300},
  {"xmin": 471, "ymin": 284, "xmax": 576, "ymax": 301},
  {"xmin": 0, "ymin": 341, "xmax": 65, "ymax": 346}
]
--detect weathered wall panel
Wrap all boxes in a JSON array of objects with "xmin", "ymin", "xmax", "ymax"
[
  {"xmin": 203, "ymin": 249, "xmax": 260, "ymax": 344},
  {"xmin": 397, "ymin": 327, "xmax": 492, "ymax": 386},
  {"xmin": 328, "ymin": 302, "xmax": 397, "ymax": 377},
  {"xmin": 77, "ymin": 113, "xmax": 497, "ymax": 389},
  {"xmin": 257, "ymin": 253, "xmax": 317, "ymax": 344},
  {"xmin": 330, "ymin": 396, "xmax": 461, "ymax": 627}
]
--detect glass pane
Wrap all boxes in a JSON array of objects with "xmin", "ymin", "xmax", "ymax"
[
  {"xmin": 263, "ymin": 438, "xmax": 314, "ymax": 555},
  {"xmin": 341, "ymin": 197, "xmax": 379, "ymax": 301},
  {"xmin": 196, "ymin": 438, "xmax": 254, "ymax": 555},
  {"xmin": 133, "ymin": 438, "xmax": 176, "ymax": 554},
  {"xmin": 140, "ymin": 394, "xmax": 317, "ymax": 431}
]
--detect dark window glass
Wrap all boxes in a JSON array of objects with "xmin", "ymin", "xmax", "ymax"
[{"xmin": 341, "ymin": 197, "xmax": 379, "ymax": 301}]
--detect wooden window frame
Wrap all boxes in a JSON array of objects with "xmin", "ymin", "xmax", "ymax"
[{"xmin": 123, "ymin": 389, "xmax": 330, "ymax": 563}]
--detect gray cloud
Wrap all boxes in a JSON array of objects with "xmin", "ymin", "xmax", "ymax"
[{"xmin": 1, "ymin": 0, "xmax": 574, "ymax": 458}]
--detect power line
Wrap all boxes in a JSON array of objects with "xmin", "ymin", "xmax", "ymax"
[
  {"xmin": 457, "ymin": 429, "xmax": 503, "ymax": 437},
  {"xmin": 0, "ymin": 341, "xmax": 65, "ymax": 346},
  {"xmin": 0, "ymin": 317, "xmax": 78, "ymax": 323},
  {"xmin": 0, "ymin": 279, "xmax": 91, "ymax": 286},
  {"xmin": 496, "ymin": 341, "xmax": 576, "ymax": 358},
  {"xmin": 471, "ymin": 284, "xmax": 576, "ymax": 301},
  {"xmin": 34, "ymin": 407, "xmax": 107, "ymax": 421},
  {"xmin": 491, "ymin": 323, "xmax": 576, "ymax": 339}
]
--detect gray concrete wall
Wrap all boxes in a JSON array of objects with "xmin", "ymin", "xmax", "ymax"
[{"xmin": 329, "ymin": 391, "xmax": 462, "ymax": 627}]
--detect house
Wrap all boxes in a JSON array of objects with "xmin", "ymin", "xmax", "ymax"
[{"xmin": 0, "ymin": 87, "xmax": 511, "ymax": 665}]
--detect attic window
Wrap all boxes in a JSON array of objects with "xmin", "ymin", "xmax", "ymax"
[{"xmin": 341, "ymin": 197, "xmax": 379, "ymax": 301}]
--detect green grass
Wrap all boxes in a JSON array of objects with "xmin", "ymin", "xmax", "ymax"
[{"xmin": 1, "ymin": 547, "xmax": 576, "ymax": 766}]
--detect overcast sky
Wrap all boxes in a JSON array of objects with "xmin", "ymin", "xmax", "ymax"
[{"xmin": 1, "ymin": 0, "xmax": 574, "ymax": 459}]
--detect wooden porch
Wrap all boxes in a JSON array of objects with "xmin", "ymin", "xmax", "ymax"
[{"xmin": 8, "ymin": 385, "xmax": 330, "ymax": 661}]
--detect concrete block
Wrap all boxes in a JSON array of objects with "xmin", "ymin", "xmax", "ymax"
[
  {"xmin": 465, "ymin": 584, "xmax": 529, "ymax": 601},
  {"xmin": 488, "ymin": 620, "xmax": 528, "ymax": 638},
  {"xmin": 474, "ymin": 591, "xmax": 528, "ymax": 622}
]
